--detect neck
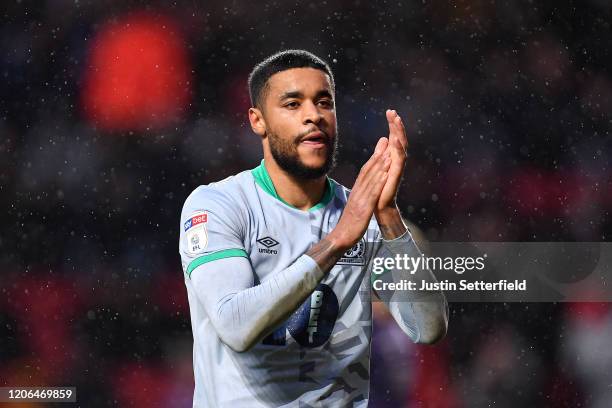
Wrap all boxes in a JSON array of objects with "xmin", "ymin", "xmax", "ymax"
[{"xmin": 263, "ymin": 154, "xmax": 327, "ymax": 211}]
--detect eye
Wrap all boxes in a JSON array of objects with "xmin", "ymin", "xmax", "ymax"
[
  {"xmin": 318, "ymin": 99, "xmax": 334, "ymax": 109},
  {"xmin": 284, "ymin": 101, "xmax": 299, "ymax": 109}
]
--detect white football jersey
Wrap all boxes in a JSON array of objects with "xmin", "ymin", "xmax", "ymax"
[{"xmin": 179, "ymin": 160, "xmax": 385, "ymax": 407}]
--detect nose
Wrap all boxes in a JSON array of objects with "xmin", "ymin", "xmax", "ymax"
[{"xmin": 301, "ymin": 100, "xmax": 322, "ymax": 125}]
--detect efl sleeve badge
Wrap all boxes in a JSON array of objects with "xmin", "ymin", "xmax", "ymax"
[{"xmin": 184, "ymin": 211, "xmax": 209, "ymax": 255}]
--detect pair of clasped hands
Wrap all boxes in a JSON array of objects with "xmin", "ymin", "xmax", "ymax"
[{"xmin": 329, "ymin": 109, "xmax": 409, "ymax": 251}]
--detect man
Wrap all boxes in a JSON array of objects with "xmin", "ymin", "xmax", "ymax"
[{"xmin": 179, "ymin": 49, "xmax": 448, "ymax": 407}]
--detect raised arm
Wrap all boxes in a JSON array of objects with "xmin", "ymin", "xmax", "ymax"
[{"xmin": 372, "ymin": 110, "xmax": 448, "ymax": 344}]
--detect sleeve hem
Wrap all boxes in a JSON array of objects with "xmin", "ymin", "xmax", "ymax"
[
  {"xmin": 187, "ymin": 248, "xmax": 248, "ymax": 278},
  {"xmin": 382, "ymin": 227, "xmax": 411, "ymax": 243},
  {"xmin": 299, "ymin": 254, "xmax": 324, "ymax": 280}
]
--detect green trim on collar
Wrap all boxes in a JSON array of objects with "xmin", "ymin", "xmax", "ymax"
[
  {"xmin": 187, "ymin": 248, "xmax": 248, "ymax": 278},
  {"xmin": 251, "ymin": 159, "xmax": 335, "ymax": 212}
]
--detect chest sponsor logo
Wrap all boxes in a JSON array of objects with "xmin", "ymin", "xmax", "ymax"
[
  {"xmin": 262, "ymin": 283, "xmax": 339, "ymax": 347},
  {"xmin": 257, "ymin": 236, "xmax": 279, "ymax": 255},
  {"xmin": 185, "ymin": 211, "xmax": 208, "ymax": 255},
  {"xmin": 337, "ymin": 238, "xmax": 365, "ymax": 265},
  {"xmin": 288, "ymin": 283, "xmax": 339, "ymax": 347}
]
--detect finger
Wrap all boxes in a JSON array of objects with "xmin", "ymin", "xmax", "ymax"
[
  {"xmin": 371, "ymin": 168, "xmax": 390, "ymax": 197},
  {"xmin": 395, "ymin": 114, "xmax": 408, "ymax": 150},
  {"xmin": 368, "ymin": 138, "xmax": 389, "ymax": 167},
  {"xmin": 384, "ymin": 153, "xmax": 392, "ymax": 169},
  {"xmin": 387, "ymin": 109, "xmax": 408, "ymax": 152},
  {"xmin": 389, "ymin": 126, "xmax": 404, "ymax": 153},
  {"xmin": 374, "ymin": 152, "xmax": 393, "ymax": 182},
  {"xmin": 374, "ymin": 136, "xmax": 388, "ymax": 156},
  {"xmin": 386, "ymin": 109, "xmax": 401, "ymax": 145},
  {"xmin": 361, "ymin": 137, "xmax": 387, "ymax": 168},
  {"xmin": 362, "ymin": 151, "xmax": 389, "ymax": 185},
  {"xmin": 357, "ymin": 137, "xmax": 389, "ymax": 182},
  {"xmin": 359, "ymin": 145, "xmax": 392, "ymax": 188}
]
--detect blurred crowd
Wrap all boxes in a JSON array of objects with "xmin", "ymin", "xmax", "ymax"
[{"xmin": 1, "ymin": 0, "xmax": 611, "ymax": 406}]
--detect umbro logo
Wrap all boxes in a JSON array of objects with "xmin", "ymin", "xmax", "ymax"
[
  {"xmin": 257, "ymin": 236, "xmax": 279, "ymax": 248},
  {"xmin": 257, "ymin": 236, "xmax": 279, "ymax": 255}
]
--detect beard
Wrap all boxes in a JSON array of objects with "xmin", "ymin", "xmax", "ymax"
[{"xmin": 268, "ymin": 128, "xmax": 338, "ymax": 180}]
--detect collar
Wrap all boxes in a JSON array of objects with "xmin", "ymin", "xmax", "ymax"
[{"xmin": 251, "ymin": 159, "xmax": 335, "ymax": 211}]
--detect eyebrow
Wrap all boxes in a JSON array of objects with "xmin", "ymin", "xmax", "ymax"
[{"xmin": 279, "ymin": 89, "xmax": 334, "ymax": 101}]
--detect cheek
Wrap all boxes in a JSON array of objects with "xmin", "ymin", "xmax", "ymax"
[
  {"xmin": 268, "ymin": 110, "xmax": 299, "ymax": 136},
  {"xmin": 322, "ymin": 109, "xmax": 336, "ymax": 122},
  {"xmin": 325, "ymin": 113, "xmax": 337, "ymax": 132}
]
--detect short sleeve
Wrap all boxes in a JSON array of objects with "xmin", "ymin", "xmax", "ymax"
[{"xmin": 179, "ymin": 186, "xmax": 248, "ymax": 279}]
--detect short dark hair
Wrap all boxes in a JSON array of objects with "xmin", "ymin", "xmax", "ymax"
[{"xmin": 248, "ymin": 49, "xmax": 335, "ymax": 109}]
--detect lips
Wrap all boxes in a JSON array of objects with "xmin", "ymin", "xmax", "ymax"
[{"xmin": 300, "ymin": 131, "xmax": 328, "ymax": 147}]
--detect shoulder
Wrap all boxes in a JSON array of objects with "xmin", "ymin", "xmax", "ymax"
[{"xmin": 182, "ymin": 170, "xmax": 254, "ymax": 217}]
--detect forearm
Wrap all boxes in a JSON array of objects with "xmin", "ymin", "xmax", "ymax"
[
  {"xmin": 374, "ymin": 228, "xmax": 449, "ymax": 344},
  {"xmin": 192, "ymin": 238, "xmax": 348, "ymax": 353},
  {"xmin": 370, "ymin": 110, "xmax": 447, "ymax": 342},
  {"xmin": 193, "ymin": 254, "xmax": 322, "ymax": 352}
]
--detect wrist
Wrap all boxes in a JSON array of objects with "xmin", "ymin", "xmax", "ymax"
[
  {"xmin": 325, "ymin": 230, "xmax": 353, "ymax": 254},
  {"xmin": 375, "ymin": 204, "xmax": 399, "ymax": 219},
  {"xmin": 375, "ymin": 206, "xmax": 408, "ymax": 240},
  {"xmin": 306, "ymin": 231, "xmax": 352, "ymax": 274}
]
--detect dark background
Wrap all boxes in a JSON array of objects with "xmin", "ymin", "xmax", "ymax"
[{"xmin": 1, "ymin": 0, "xmax": 611, "ymax": 406}]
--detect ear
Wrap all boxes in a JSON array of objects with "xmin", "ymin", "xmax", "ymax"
[{"xmin": 248, "ymin": 107, "xmax": 266, "ymax": 137}]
